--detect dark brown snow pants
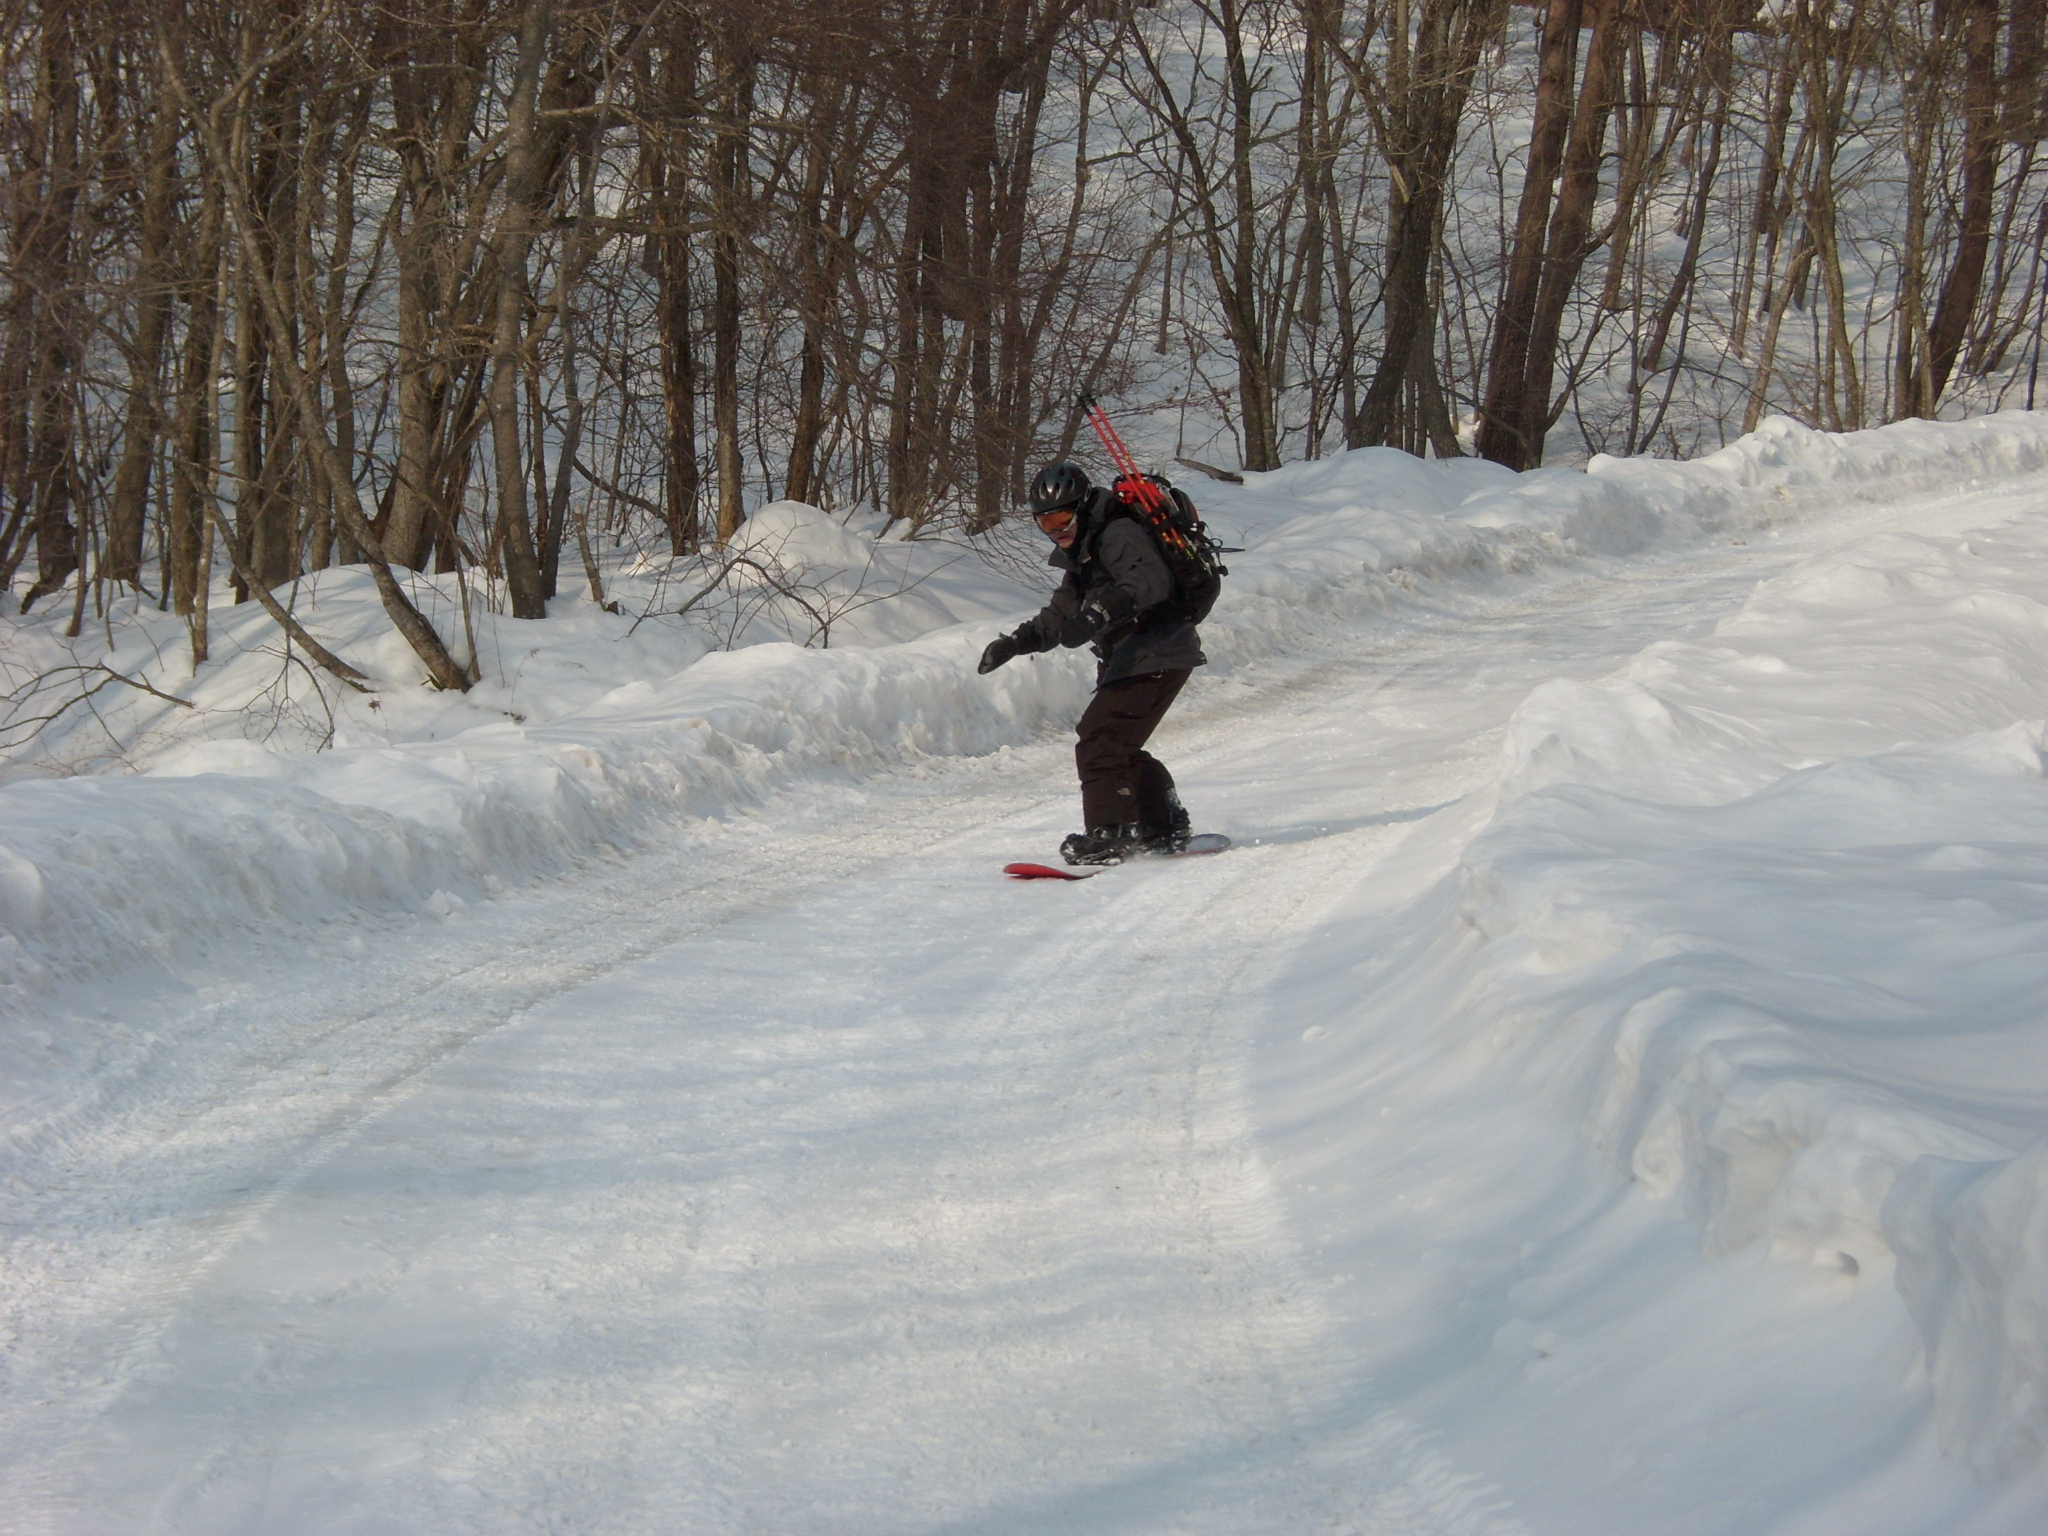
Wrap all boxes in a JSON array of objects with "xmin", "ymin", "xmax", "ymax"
[{"xmin": 1075, "ymin": 668, "xmax": 1191, "ymax": 830}]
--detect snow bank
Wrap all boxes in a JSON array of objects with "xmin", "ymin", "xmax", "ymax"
[
  {"xmin": 0, "ymin": 500, "xmax": 1032, "ymax": 785},
  {"xmin": 1321, "ymin": 499, "xmax": 2048, "ymax": 1476},
  {"xmin": 1890, "ymin": 1138, "xmax": 2048, "ymax": 1478},
  {"xmin": 9, "ymin": 409, "xmax": 2048, "ymax": 1489},
  {"xmin": 0, "ymin": 623, "xmax": 1095, "ymax": 1002},
  {"xmin": 1206, "ymin": 409, "xmax": 2048, "ymax": 600},
  {"xmin": 6, "ymin": 411, "xmax": 2048, "ymax": 1029}
]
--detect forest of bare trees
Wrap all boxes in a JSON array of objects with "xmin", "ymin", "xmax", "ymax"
[{"xmin": 4, "ymin": 0, "xmax": 2045, "ymax": 691}]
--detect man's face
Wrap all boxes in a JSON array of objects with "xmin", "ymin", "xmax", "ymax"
[{"xmin": 1036, "ymin": 505, "xmax": 1080, "ymax": 548}]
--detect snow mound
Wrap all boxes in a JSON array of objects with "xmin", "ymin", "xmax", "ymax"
[
  {"xmin": 7, "ymin": 411, "xmax": 2048, "ymax": 1133},
  {"xmin": 0, "ymin": 626, "xmax": 1096, "ymax": 1012},
  {"xmin": 1329, "ymin": 501, "xmax": 2048, "ymax": 1476},
  {"xmin": 1890, "ymin": 1137, "xmax": 2048, "ymax": 1478}
]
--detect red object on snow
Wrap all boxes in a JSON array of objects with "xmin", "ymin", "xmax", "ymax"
[{"xmin": 1003, "ymin": 862, "xmax": 1096, "ymax": 881}]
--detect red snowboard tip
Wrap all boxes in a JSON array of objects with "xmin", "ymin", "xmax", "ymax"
[{"xmin": 1003, "ymin": 862, "xmax": 1092, "ymax": 881}]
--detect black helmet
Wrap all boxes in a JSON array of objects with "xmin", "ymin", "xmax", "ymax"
[{"xmin": 1029, "ymin": 463, "xmax": 1092, "ymax": 516}]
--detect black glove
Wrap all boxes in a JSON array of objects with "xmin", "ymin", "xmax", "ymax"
[
  {"xmin": 1060, "ymin": 586, "xmax": 1136, "ymax": 647},
  {"xmin": 978, "ymin": 633, "xmax": 1023, "ymax": 674}
]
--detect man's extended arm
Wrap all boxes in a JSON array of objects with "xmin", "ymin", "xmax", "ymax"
[{"xmin": 977, "ymin": 516, "xmax": 1172, "ymax": 672}]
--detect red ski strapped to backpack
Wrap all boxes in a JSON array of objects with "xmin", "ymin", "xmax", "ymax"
[{"xmin": 1078, "ymin": 393, "xmax": 1231, "ymax": 624}]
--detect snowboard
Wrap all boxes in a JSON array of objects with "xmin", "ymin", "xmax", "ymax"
[{"xmin": 1004, "ymin": 833, "xmax": 1232, "ymax": 881}]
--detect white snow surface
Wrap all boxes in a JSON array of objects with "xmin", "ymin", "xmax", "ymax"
[{"xmin": 9, "ymin": 412, "xmax": 2048, "ymax": 1531}]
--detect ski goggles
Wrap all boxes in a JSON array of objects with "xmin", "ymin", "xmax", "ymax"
[{"xmin": 1034, "ymin": 505, "xmax": 1080, "ymax": 534}]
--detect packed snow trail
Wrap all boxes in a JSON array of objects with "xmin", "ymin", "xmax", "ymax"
[
  {"xmin": 14, "ymin": 569, "xmax": 1629, "ymax": 1536},
  {"xmin": 10, "ymin": 460, "xmax": 2048, "ymax": 1531}
]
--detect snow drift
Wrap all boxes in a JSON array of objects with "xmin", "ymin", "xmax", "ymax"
[
  {"xmin": 1323, "ymin": 500, "xmax": 2048, "ymax": 1477},
  {"xmin": 8, "ymin": 409, "xmax": 2048, "ymax": 1501},
  {"xmin": 9, "ymin": 411, "xmax": 2048, "ymax": 1021}
]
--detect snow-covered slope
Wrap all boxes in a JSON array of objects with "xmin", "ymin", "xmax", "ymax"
[
  {"xmin": 9, "ymin": 412, "xmax": 2048, "ymax": 1533},
  {"xmin": 1263, "ymin": 488, "xmax": 2048, "ymax": 1526},
  {"xmin": 9, "ymin": 412, "xmax": 2048, "ymax": 1018},
  {"xmin": 1500, "ymin": 515, "xmax": 2048, "ymax": 1486}
]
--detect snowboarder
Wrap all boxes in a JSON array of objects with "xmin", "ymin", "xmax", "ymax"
[{"xmin": 976, "ymin": 462, "xmax": 1205, "ymax": 865}]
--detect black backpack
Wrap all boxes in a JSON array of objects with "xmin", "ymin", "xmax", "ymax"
[{"xmin": 1106, "ymin": 473, "xmax": 1229, "ymax": 623}]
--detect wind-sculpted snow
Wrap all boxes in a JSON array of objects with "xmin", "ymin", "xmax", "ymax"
[
  {"xmin": 1890, "ymin": 1137, "xmax": 2048, "ymax": 1479},
  {"xmin": 0, "ymin": 632, "xmax": 1099, "ymax": 1121},
  {"xmin": 11, "ymin": 413, "xmax": 2048, "ymax": 1532},
  {"xmin": 7, "ymin": 413, "xmax": 2048, "ymax": 1097},
  {"xmin": 1338, "ymin": 503, "xmax": 2048, "ymax": 1478}
]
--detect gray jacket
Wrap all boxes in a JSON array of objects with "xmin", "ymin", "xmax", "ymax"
[{"xmin": 1011, "ymin": 497, "xmax": 1207, "ymax": 684}]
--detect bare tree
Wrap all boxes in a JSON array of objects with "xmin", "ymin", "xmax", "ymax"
[
  {"xmin": 5, "ymin": 0, "xmax": 2046, "ymax": 768},
  {"xmin": 1323, "ymin": 0, "xmax": 1504, "ymax": 456}
]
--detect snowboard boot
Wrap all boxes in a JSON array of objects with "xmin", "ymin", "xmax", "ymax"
[
  {"xmin": 1060, "ymin": 821, "xmax": 1144, "ymax": 866},
  {"xmin": 1139, "ymin": 792, "xmax": 1192, "ymax": 854}
]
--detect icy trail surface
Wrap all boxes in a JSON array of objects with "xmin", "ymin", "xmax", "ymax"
[{"xmin": 9, "ymin": 420, "xmax": 2048, "ymax": 1533}]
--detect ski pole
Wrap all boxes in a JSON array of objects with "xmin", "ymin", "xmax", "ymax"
[{"xmin": 1077, "ymin": 392, "xmax": 1165, "ymax": 513}]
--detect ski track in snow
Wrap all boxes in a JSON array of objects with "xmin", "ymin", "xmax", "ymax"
[{"xmin": 6, "ymin": 469, "xmax": 2048, "ymax": 1532}]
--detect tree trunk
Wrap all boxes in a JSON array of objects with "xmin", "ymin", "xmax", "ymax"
[
  {"xmin": 644, "ymin": 23, "xmax": 703, "ymax": 554},
  {"xmin": 389, "ymin": 186, "xmax": 440, "ymax": 569},
  {"xmin": 105, "ymin": 53, "xmax": 178, "ymax": 589},
  {"xmin": 316, "ymin": 85, "xmax": 375, "ymax": 571},
  {"xmin": 20, "ymin": 0, "xmax": 84, "ymax": 612},
  {"xmin": 169, "ymin": 207, "xmax": 224, "ymax": 616},
  {"xmin": 1338, "ymin": 0, "xmax": 1500, "ymax": 452},
  {"xmin": 1915, "ymin": 0, "xmax": 2004, "ymax": 413},
  {"xmin": 1220, "ymin": 0, "xmax": 1280, "ymax": 471},
  {"xmin": 1476, "ymin": 0, "xmax": 1625, "ymax": 469},
  {"xmin": 228, "ymin": 204, "xmax": 266, "ymax": 602},
  {"xmin": 709, "ymin": 32, "xmax": 753, "ymax": 544},
  {"xmin": 485, "ymin": 0, "xmax": 553, "ymax": 617},
  {"xmin": 785, "ymin": 64, "xmax": 860, "ymax": 513}
]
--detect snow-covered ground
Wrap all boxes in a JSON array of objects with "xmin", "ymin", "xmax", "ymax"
[{"xmin": 8, "ymin": 414, "xmax": 2048, "ymax": 1532}]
